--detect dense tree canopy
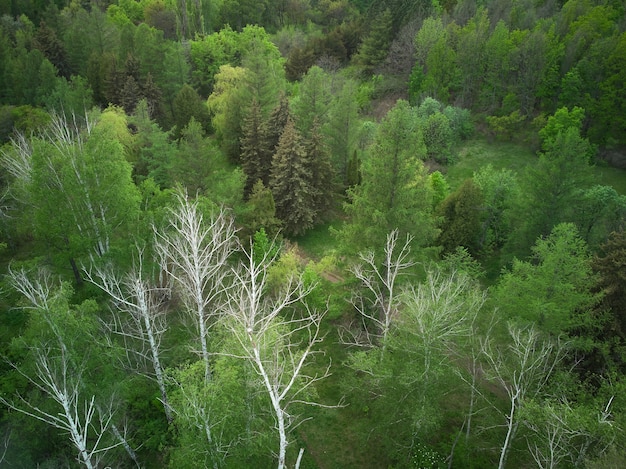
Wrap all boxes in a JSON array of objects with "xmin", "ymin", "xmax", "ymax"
[{"xmin": 1, "ymin": 1, "xmax": 626, "ymax": 468}]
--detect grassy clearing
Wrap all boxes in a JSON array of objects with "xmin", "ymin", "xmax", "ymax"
[
  {"xmin": 448, "ymin": 137, "xmax": 626, "ymax": 195},
  {"xmin": 294, "ymin": 220, "xmax": 344, "ymax": 260},
  {"xmin": 446, "ymin": 138, "xmax": 536, "ymax": 189}
]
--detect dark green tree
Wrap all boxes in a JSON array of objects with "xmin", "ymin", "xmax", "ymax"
[
  {"xmin": 353, "ymin": 8, "xmax": 393, "ymax": 74},
  {"xmin": 495, "ymin": 223, "xmax": 598, "ymax": 336},
  {"xmin": 241, "ymin": 179, "xmax": 282, "ymax": 237},
  {"xmin": 324, "ymin": 78, "xmax": 359, "ymax": 187},
  {"xmin": 592, "ymin": 229, "xmax": 626, "ymax": 337},
  {"xmin": 262, "ymin": 93, "xmax": 289, "ymax": 160},
  {"xmin": 33, "ymin": 20, "xmax": 71, "ymax": 79},
  {"xmin": 269, "ymin": 118, "xmax": 314, "ymax": 236},
  {"xmin": 240, "ymin": 99, "xmax": 270, "ymax": 197},
  {"xmin": 120, "ymin": 75, "xmax": 141, "ymax": 115},
  {"xmin": 508, "ymin": 126, "xmax": 595, "ymax": 258},
  {"xmin": 172, "ymin": 84, "xmax": 210, "ymax": 139},
  {"xmin": 437, "ymin": 179, "xmax": 484, "ymax": 256},
  {"xmin": 290, "ymin": 65, "xmax": 332, "ymax": 137},
  {"xmin": 304, "ymin": 118, "xmax": 335, "ymax": 222}
]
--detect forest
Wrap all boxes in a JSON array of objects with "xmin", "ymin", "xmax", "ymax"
[{"xmin": 0, "ymin": 0, "xmax": 625, "ymax": 467}]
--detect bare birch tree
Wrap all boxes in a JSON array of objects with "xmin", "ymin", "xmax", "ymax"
[
  {"xmin": 347, "ymin": 229, "xmax": 415, "ymax": 348},
  {"xmin": 83, "ymin": 245, "xmax": 173, "ymax": 423},
  {"xmin": 221, "ymin": 241, "xmax": 334, "ymax": 469},
  {"xmin": 522, "ymin": 397, "xmax": 615, "ymax": 469},
  {"xmin": 1, "ymin": 266, "xmax": 133, "ymax": 468},
  {"xmin": 154, "ymin": 189, "xmax": 237, "ymax": 382},
  {"xmin": 400, "ymin": 268, "xmax": 486, "ymax": 375},
  {"xmin": 481, "ymin": 323, "xmax": 567, "ymax": 469},
  {"xmin": 0, "ymin": 344, "xmax": 123, "ymax": 469}
]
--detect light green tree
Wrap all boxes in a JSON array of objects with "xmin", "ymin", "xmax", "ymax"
[
  {"xmin": 2, "ymin": 110, "xmax": 141, "ymax": 282},
  {"xmin": 495, "ymin": 223, "xmax": 599, "ymax": 335},
  {"xmin": 337, "ymin": 100, "xmax": 437, "ymax": 257}
]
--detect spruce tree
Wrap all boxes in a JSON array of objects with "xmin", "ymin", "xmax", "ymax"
[
  {"xmin": 262, "ymin": 94, "xmax": 290, "ymax": 160},
  {"xmin": 270, "ymin": 119, "xmax": 314, "ymax": 236},
  {"xmin": 353, "ymin": 9, "xmax": 394, "ymax": 74},
  {"xmin": 437, "ymin": 179, "xmax": 484, "ymax": 256},
  {"xmin": 305, "ymin": 118, "xmax": 335, "ymax": 222},
  {"xmin": 240, "ymin": 99, "xmax": 268, "ymax": 197},
  {"xmin": 33, "ymin": 21, "xmax": 71, "ymax": 79},
  {"xmin": 120, "ymin": 75, "xmax": 141, "ymax": 115}
]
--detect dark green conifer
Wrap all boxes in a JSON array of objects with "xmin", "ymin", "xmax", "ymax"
[
  {"xmin": 437, "ymin": 178, "xmax": 484, "ymax": 255},
  {"xmin": 353, "ymin": 9, "xmax": 393, "ymax": 74},
  {"xmin": 33, "ymin": 21, "xmax": 71, "ymax": 79},
  {"xmin": 240, "ymin": 99, "xmax": 268, "ymax": 197},
  {"xmin": 262, "ymin": 94, "xmax": 290, "ymax": 158},
  {"xmin": 305, "ymin": 118, "xmax": 335, "ymax": 221},
  {"xmin": 120, "ymin": 75, "xmax": 141, "ymax": 114},
  {"xmin": 172, "ymin": 84, "xmax": 210, "ymax": 138},
  {"xmin": 270, "ymin": 118, "xmax": 314, "ymax": 236}
]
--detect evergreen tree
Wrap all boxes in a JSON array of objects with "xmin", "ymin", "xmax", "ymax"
[
  {"xmin": 33, "ymin": 20, "xmax": 71, "ymax": 79},
  {"xmin": 304, "ymin": 118, "xmax": 335, "ymax": 222},
  {"xmin": 353, "ymin": 9, "xmax": 393, "ymax": 74},
  {"xmin": 592, "ymin": 229, "xmax": 626, "ymax": 336},
  {"xmin": 270, "ymin": 119, "xmax": 314, "ymax": 236},
  {"xmin": 172, "ymin": 84, "xmax": 210, "ymax": 139},
  {"xmin": 142, "ymin": 72, "xmax": 165, "ymax": 124},
  {"xmin": 262, "ymin": 93, "xmax": 290, "ymax": 159},
  {"xmin": 508, "ymin": 127, "xmax": 595, "ymax": 258},
  {"xmin": 325, "ymin": 78, "xmax": 360, "ymax": 187},
  {"xmin": 242, "ymin": 179, "xmax": 282, "ymax": 237},
  {"xmin": 291, "ymin": 65, "xmax": 331, "ymax": 137},
  {"xmin": 437, "ymin": 179, "xmax": 484, "ymax": 256},
  {"xmin": 120, "ymin": 75, "xmax": 141, "ymax": 115},
  {"xmin": 240, "ymin": 99, "xmax": 269, "ymax": 197},
  {"xmin": 337, "ymin": 100, "xmax": 437, "ymax": 257}
]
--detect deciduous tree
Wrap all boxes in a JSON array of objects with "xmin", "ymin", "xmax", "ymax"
[{"xmin": 154, "ymin": 189, "xmax": 238, "ymax": 382}]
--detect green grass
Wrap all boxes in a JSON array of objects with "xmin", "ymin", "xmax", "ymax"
[
  {"xmin": 447, "ymin": 137, "xmax": 626, "ymax": 195},
  {"xmin": 294, "ymin": 219, "xmax": 344, "ymax": 260},
  {"xmin": 446, "ymin": 138, "xmax": 536, "ymax": 189},
  {"xmin": 594, "ymin": 163, "xmax": 626, "ymax": 195}
]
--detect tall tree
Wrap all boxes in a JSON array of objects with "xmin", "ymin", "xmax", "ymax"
[
  {"xmin": 437, "ymin": 179, "xmax": 484, "ymax": 256},
  {"xmin": 509, "ymin": 126, "xmax": 595, "ymax": 258},
  {"xmin": 269, "ymin": 118, "xmax": 314, "ymax": 236},
  {"xmin": 33, "ymin": 20, "xmax": 71, "ymax": 79},
  {"xmin": 84, "ymin": 245, "xmax": 173, "ymax": 423},
  {"xmin": 154, "ymin": 189, "xmax": 238, "ymax": 382},
  {"xmin": 353, "ymin": 8, "xmax": 393, "ymax": 74},
  {"xmin": 495, "ymin": 223, "xmax": 599, "ymax": 336},
  {"xmin": 290, "ymin": 65, "xmax": 332, "ymax": 137},
  {"xmin": 304, "ymin": 118, "xmax": 335, "ymax": 222},
  {"xmin": 262, "ymin": 93, "xmax": 290, "ymax": 162},
  {"xmin": 240, "ymin": 99, "xmax": 270, "ymax": 196},
  {"xmin": 1, "ymin": 267, "xmax": 135, "ymax": 468},
  {"xmin": 592, "ymin": 229, "xmax": 626, "ymax": 337},
  {"xmin": 2, "ymin": 110, "xmax": 140, "ymax": 282},
  {"xmin": 324, "ymin": 78, "xmax": 360, "ymax": 187},
  {"xmin": 338, "ymin": 100, "xmax": 437, "ymax": 257},
  {"xmin": 222, "ymin": 240, "xmax": 333, "ymax": 469},
  {"xmin": 207, "ymin": 64, "xmax": 249, "ymax": 162},
  {"xmin": 172, "ymin": 84, "xmax": 210, "ymax": 139}
]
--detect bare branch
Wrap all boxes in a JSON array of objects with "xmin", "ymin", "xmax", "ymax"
[
  {"xmin": 154, "ymin": 188, "xmax": 238, "ymax": 381},
  {"xmin": 221, "ymin": 239, "xmax": 338, "ymax": 469},
  {"xmin": 83, "ymin": 245, "xmax": 173, "ymax": 423},
  {"xmin": 347, "ymin": 229, "xmax": 415, "ymax": 348}
]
